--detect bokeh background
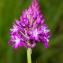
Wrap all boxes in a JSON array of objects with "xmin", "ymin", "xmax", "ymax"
[{"xmin": 0, "ymin": 0, "xmax": 63, "ymax": 63}]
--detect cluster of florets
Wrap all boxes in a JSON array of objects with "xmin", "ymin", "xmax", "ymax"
[{"xmin": 8, "ymin": 0, "xmax": 50, "ymax": 48}]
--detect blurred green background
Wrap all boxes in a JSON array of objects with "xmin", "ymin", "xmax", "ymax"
[{"xmin": 0, "ymin": 0, "xmax": 63, "ymax": 63}]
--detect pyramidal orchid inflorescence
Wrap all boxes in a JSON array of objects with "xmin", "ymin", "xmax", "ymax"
[{"xmin": 9, "ymin": 0, "xmax": 50, "ymax": 48}]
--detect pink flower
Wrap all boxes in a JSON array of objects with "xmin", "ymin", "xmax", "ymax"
[{"xmin": 8, "ymin": 0, "xmax": 50, "ymax": 48}]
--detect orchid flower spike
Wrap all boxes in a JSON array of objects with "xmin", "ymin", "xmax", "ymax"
[{"xmin": 8, "ymin": 0, "xmax": 50, "ymax": 48}]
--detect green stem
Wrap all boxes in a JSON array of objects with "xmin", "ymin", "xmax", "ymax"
[{"xmin": 27, "ymin": 48, "xmax": 32, "ymax": 63}]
